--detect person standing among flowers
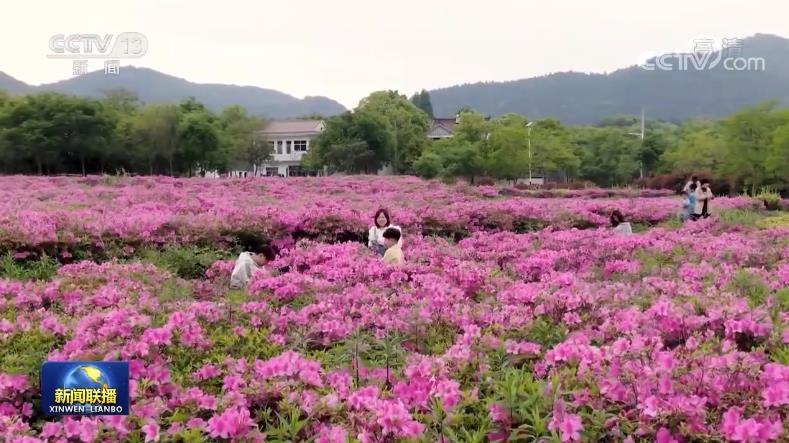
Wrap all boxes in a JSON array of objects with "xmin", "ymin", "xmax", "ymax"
[
  {"xmin": 682, "ymin": 175, "xmax": 700, "ymax": 194},
  {"xmin": 692, "ymin": 181, "xmax": 714, "ymax": 220},
  {"xmin": 680, "ymin": 183, "xmax": 698, "ymax": 222},
  {"xmin": 368, "ymin": 209, "xmax": 402, "ymax": 257},
  {"xmin": 697, "ymin": 180, "xmax": 714, "ymax": 218}
]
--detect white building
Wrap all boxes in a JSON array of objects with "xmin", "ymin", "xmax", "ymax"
[{"xmin": 253, "ymin": 119, "xmax": 325, "ymax": 177}]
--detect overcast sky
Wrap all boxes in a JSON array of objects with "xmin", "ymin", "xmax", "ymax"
[{"xmin": 2, "ymin": 0, "xmax": 787, "ymax": 108}]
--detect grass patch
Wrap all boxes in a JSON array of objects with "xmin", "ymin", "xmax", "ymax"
[
  {"xmin": 503, "ymin": 316, "xmax": 569, "ymax": 348},
  {"xmin": 167, "ymin": 325, "xmax": 282, "ymax": 390},
  {"xmin": 754, "ymin": 186, "xmax": 782, "ymax": 211},
  {"xmin": 726, "ymin": 268, "xmax": 770, "ymax": 308},
  {"xmin": 0, "ymin": 329, "xmax": 63, "ymax": 377},
  {"xmin": 421, "ymin": 320, "xmax": 460, "ymax": 355},
  {"xmin": 137, "ymin": 244, "xmax": 227, "ymax": 279},
  {"xmin": 156, "ymin": 278, "xmax": 197, "ymax": 304},
  {"xmin": 634, "ymin": 248, "xmax": 674, "ymax": 276},
  {"xmin": 756, "ymin": 213, "xmax": 789, "ymax": 229},
  {"xmin": 0, "ymin": 253, "xmax": 59, "ymax": 281},
  {"xmin": 717, "ymin": 208, "xmax": 766, "ymax": 227},
  {"xmin": 771, "ymin": 344, "xmax": 789, "ymax": 365}
]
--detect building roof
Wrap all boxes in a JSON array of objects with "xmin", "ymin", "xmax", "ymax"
[
  {"xmin": 429, "ymin": 117, "xmax": 457, "ymax": 137},
  {"xmin": 260, "ymin": 119, "xmax": 324, "ymax": 135}
]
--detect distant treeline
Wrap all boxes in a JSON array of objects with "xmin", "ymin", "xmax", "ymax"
[
  {"xmin": 0, "ymin": 89, "xmax": 268, "ymax": 176},
  {"xmin": 0, "ymin": 88, "xmax": 787, "ymax": 194},
  {"xmin": 310, "ymin": 90, "xmax": 788, "ymax": 193}
]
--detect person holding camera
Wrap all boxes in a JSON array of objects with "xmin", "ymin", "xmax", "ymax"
[{"xmin": 693, "ymin": 181, "xmax": 714, "ymax": 220}]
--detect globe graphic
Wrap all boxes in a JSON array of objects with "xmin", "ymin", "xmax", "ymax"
[{"xmin": 62, "ymin": 365, "xmax": 113, "ymax": 407}]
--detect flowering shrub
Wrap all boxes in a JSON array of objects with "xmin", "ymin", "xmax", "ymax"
[
  {"xmin": 0, "ymin": 176, "xmax": 757, "ymax": 256},
  {"xmin": 0, "ymin": 176, "xmax": 786, "ymax": 442}
]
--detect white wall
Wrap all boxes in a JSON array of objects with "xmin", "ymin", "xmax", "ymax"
[{"xmin": 269, "ymin": 138, "xmax": 311, "ymax": 162}]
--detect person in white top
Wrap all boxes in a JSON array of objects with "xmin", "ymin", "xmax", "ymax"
[
  {"xmin": 368, "ymin": 209, "xmax": 402, "ymax": 257},
  {"xmin": 694, "ymin": 181, "xmax": 714, "ymax": 219},
  {"xmin": 230, "ymin": 245, "xmax": 276, "ymax": 289},
  {"xmin": 610, "ymin": 210, "xmax": 633, "ymax": 235}
]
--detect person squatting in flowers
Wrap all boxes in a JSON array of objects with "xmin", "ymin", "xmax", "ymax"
[
  {"xmin": 230, "ymin": 244, "xmax": 277, "ymax": 289},
  {"xmin": 381, "ymin": 227, "xmax": 404, "ymax": 266}
]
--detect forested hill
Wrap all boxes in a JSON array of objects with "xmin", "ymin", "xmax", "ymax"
[
  {"xmin": 0, "ymin": 67, "xmax": 347, "ymax": 118},
  {"xmin": 429, "ymin": 34, "xmax": 789, "ymax": 125},
  {"xmin": 3, "ymin": 34, "xmax": 789, "ymax": 123}
]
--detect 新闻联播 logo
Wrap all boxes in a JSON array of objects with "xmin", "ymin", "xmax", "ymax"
[{"xmin": 40, "ymin": 361, "xmax": 129, "ymax": 416}]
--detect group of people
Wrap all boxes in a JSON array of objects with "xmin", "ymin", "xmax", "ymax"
[
  {"xmin": 232, "ymin": 177, "xmax": 719, "ymax": 288},
  {"xmin": 680, "ymin": 175, "xmax": 715, "ymax": 221},
  {"xmin": 229, "ymin": 208, "xmax": 406, "ymax": 289},
  {"xmin": 608, "ymin": 175, "xmax": 716, "ymax": 236},
  {"xmin": 367, "ymin": 209, "xmax": 405, "ymax": 266}
]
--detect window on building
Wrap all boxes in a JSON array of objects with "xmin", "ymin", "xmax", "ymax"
[
  {"xmin": 286, "ymin": 141, "xmax": 292, "ymax": 154},
  {"xmin": 294, "ymin": 140, "xmax": 308, "ymax": 152},
  {"xmin": 276, "ymin": 141, "xmax": 283, "ymax": 155},
  {"xmin": 265, "ymin": 167, "xmax": 278, "ymax": 176},
  {"xmin": 288, "ymin": 165, "xmax": 306, "ymax": 177}
]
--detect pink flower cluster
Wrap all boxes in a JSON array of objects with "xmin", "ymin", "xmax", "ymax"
[
  {"xmin": 0, "ymin": 176, "xmax": 758, "ymax": 253},
  {"xmin": 0, "ymin": 176, "xmax": 786, "ymax": 442}
]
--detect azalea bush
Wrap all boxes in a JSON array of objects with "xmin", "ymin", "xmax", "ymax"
[
  {"xmin": 0, "ymin": 176, "xmax": 757, "ymax": 257},
  {"xmin": 0, "ymin": 176, "xmax": 787, "ymax": 442}
]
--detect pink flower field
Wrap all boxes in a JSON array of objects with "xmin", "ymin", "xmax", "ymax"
[{"xmin": 0, "ymin": 176, "xmax": 787, "ymax": 442}]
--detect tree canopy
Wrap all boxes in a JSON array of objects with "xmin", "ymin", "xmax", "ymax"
[
  {"xmin": 410, "ymin": 89, "xmax": 434, "ymax": 118},
  {"xmin": 0, "ymin": 90, "xmax": 270, "ymax": 176},
  {"xmin": 0, "ymin": 87, "xmax": 785, "ymax": 194}
]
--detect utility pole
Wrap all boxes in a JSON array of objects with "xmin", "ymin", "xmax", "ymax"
[
  {"xmin": 639, "ymin": 107, "xmax": 645, "ymax": 179},
  {"xmin": 525, "ymin": 121, "xmax": 534, "ymax": 183},
  {"xmin": 393, "ymin": 119, "xmax": 398, "ymax": 175},
  {"xmin": 628, "ymin": 108, "xmax": 646, "ymax": 179}
]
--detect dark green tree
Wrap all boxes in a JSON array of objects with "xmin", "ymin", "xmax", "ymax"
[
  {"xmin": 131, "ymin": 104, "xmax": 180, "ymax": 175},
  {"xmin": 410, "ymin": 89, "xmax": 434, "ymax": 118},
  {"xmin": 572, "ymin": 126, "xmax": 639, "ymax": 186},
  {"xmin": 177, "ymin": 110, "xmax": 226, "ymax": 175},
  {"xmin": 357, "ymin": 90, "xmax": 429, "ymax": 174},
  {"xmin": 0, "ymin": 93, "xmax": 114, "ymax": 175},
  {"xmin": 719, "ymin": 101, "xmax": 783, "ymax": 192},
  {"xmin": 303, "ymin": 111, "xmax": 393, "ymax": 174},
  {"xmin": 220, "ymin": 105, "xmax": 268, "ymax": 170}
]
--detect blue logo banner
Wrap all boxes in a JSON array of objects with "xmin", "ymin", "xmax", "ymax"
[{"xmin": 40, "ymin": 361, "xmax": 129, "ymax": 416}]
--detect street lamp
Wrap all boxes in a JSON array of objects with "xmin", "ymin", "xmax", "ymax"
[
  {"xmin": 393, "ymin": 119, "xmax": 398, "ymax": 175},
  {"xmin": 525, "ymin": 121, "xmax": 534, "ymax": 183},
  {"xmin": 627, "ymin": 108, "xmax": 646, "ymax": 179}
]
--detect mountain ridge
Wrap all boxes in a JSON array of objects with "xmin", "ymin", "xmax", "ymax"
[
  {"xmin": 2, "ymin": 33, "xmax": 788, "ymax": 124},
  {"xmin": 0, "ymin": 67, "xmax": 347, "ymax": 118},
  {"xmin": 428, "ymin": 33, "xmax": 789, "ymax": 124}
]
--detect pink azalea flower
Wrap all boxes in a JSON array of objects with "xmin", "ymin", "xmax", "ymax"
[
  {"xmin": 488, "ymin": 403, "xmax": 510, "ymax": 424},
  {"xmin": 655, "ymin": 427, "xmax": 678, "ymax": 443},
  {"xmin": 374, "ymin": 400, "xmax": 424, "ymax": 437},
  {"xmin": 141, "ymin": 420, "xmax": 159, "ymax": 443},
  {"xmin": 549, "ymin": 412, "xmax": 583, "ymax": 442},
  {"xmin": 315, "ymin": 425, "xmax": 347, "ymax": 443},
  {"xmin": 206, "ymin": 408, "xmax": 253, "ymax": 439},
  {"xmin": 40, "ymin": 422, "xmax": 61, "ymax": 438},
  {"xmin": 186, "ymin": 418, "xmax": 206, "ymax": 430},
  {"xmin": 762, "ymin": 381, "xmax": 789, "ymax": 407}
]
